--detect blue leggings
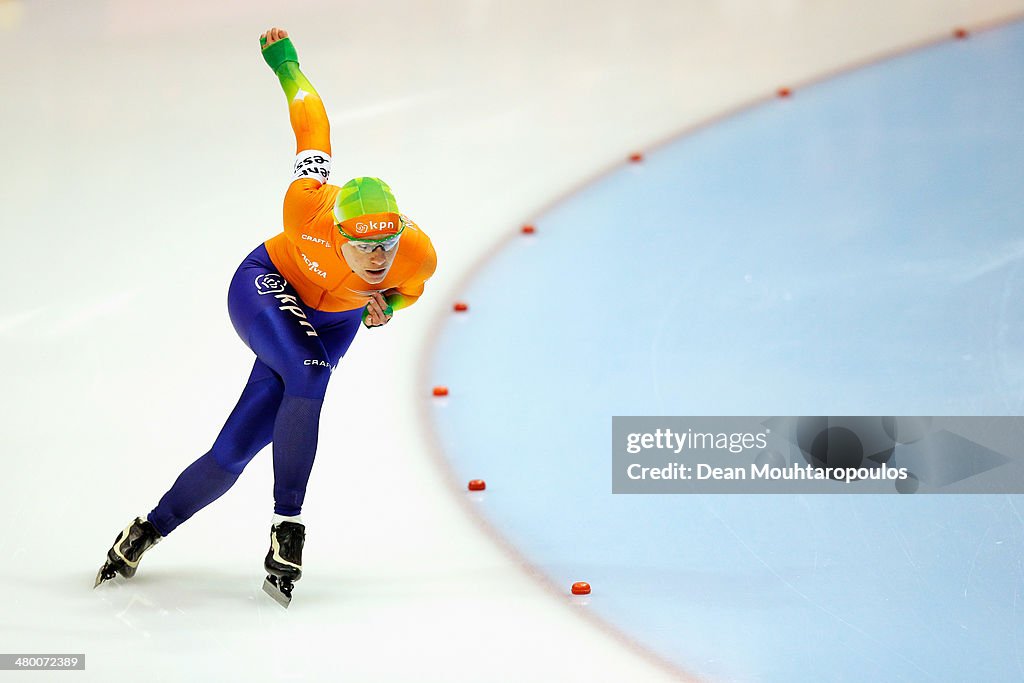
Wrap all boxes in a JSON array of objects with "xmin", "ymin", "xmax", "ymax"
[{"xmin": 148, "ymin": 244, "xmax": 363, "ymax": 536}]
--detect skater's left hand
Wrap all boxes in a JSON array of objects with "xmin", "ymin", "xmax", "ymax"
[{"xmin": 363, "ymin": 292, "xmax": 393, "ymax": 328}]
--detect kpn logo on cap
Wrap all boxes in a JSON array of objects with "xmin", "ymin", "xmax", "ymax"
[
  {"xmin": 353, "ymin": 217, "xmax": 399, "ymax": 235},
  {"xmin": 340, "ymin": 212, "xmax": 402, "ymax": 240}
]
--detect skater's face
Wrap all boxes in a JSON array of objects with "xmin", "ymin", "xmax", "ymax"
[{"xmin": 340, "ymin": 237, "xmax": 400, "ymax": 284}]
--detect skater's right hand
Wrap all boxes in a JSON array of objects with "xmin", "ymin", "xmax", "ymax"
[
  {"xmin": 363, "ymin": 292, "xmax": 394, "ymax": 328},
  {"xmin": 260, "ymin": 27, "xmax": 289, "ymax": 50}
]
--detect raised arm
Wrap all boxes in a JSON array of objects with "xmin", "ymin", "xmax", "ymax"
[
  {"xmin": 261, "ymin": 28, "xmax": 334, "ymax": 232},
  {"xmin": 260, "ymin": 28, "xmax": 331, "ymax": 158}
]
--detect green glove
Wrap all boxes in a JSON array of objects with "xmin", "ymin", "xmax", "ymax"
[{"xmin": 260, "ymin": 36, "xmax": 299, "ymax": 72}]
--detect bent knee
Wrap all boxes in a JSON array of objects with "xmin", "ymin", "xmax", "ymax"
[
  {"xmin": 209, "ymin": 446, "xmax": 259, "ymax": 475},
  {"xmin": 281, "ymin": 357, "xmax": 335, "ymax": 398}
]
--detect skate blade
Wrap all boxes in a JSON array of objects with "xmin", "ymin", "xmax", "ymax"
[
  {"xmin": 262, "ymin": 577, "xmax": 292, "ymax": 609},
  {"xmin": 94, "ymin": 565, "xmax": 115, "ymax": 589}
]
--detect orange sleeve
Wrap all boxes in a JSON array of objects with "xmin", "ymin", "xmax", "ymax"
[
  {"xmin": 288, "ymin": 91, "xmax": 332, "ymax": 156},
  {"xmin": 283, "ymin": 179, "xmax": 336, "ymax": 244},
  {"xmin": 388, "ymin": 236, "xmax": 437, "ymax": 310},
  {"xmin": 273, "ymin": 59, "xmax": 334, "ymax": 232}
]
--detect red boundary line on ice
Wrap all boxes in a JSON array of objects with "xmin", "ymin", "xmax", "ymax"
[{"xmin": 415, "ymin": 12, "xmax": 1024, "ymax": 683}]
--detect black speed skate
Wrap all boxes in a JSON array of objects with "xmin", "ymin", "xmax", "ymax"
[
  {"xmin": 94, "ymin": 517, "xmax": 162, "ymax": 588},
  {"xmin": 262, "ymin": 521, "xmax": 304, "ymax": 608}
]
